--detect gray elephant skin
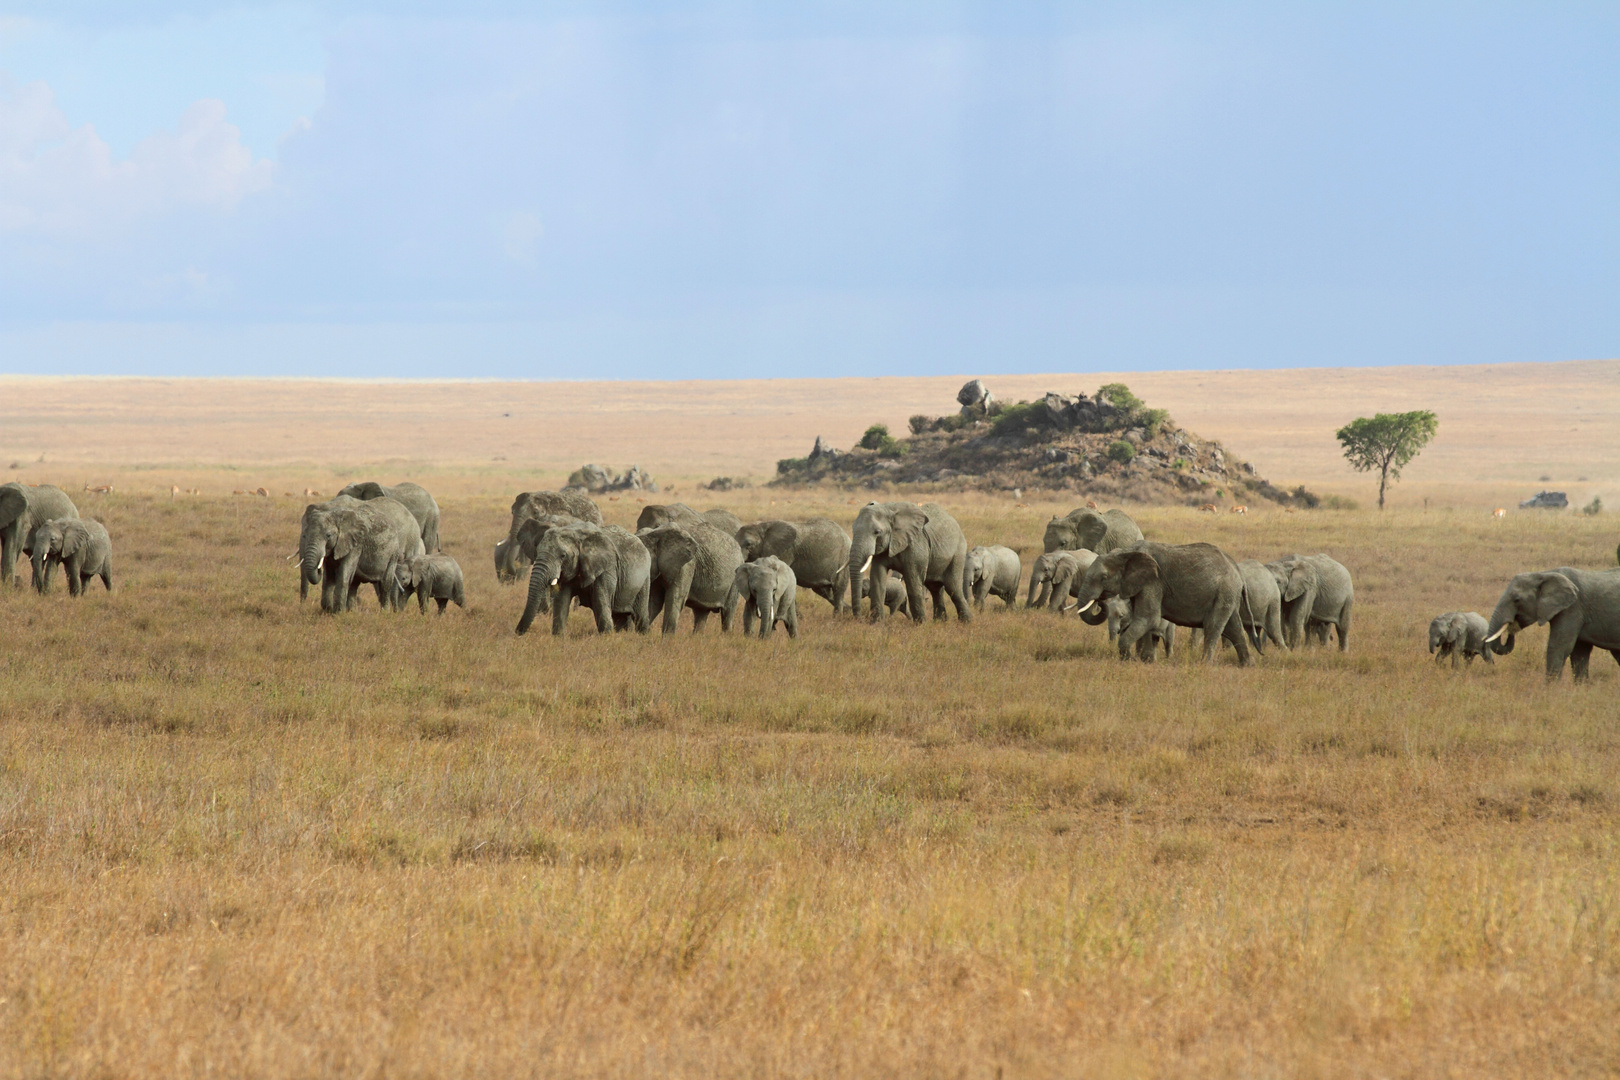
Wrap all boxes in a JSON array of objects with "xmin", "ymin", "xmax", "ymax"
[
  {"xmin": 1268, "ymin": 554, "xmax": 1354, "ymax": 651},
  {"xmin": 848, "ymin": 501, "xmax": 972, "ymax": 623},
  {"xmin": 340, "ymin": 481, "xmax": 441, "ymax": 553},
  {"xmin": 859, "ymin": 575, "xmax": 910, "ymax": 616},
  {"xmin": 300, "ymin": 496, "xmax": 424, "ymax": 613},
  {"xmin": 735, "ymin": 556, "xmax": 800, "ymax": 638},
  {"xmin": 1236, "ymin": 559, "xmax": 1288, "ymax": 653},
  {"xmin": 1072, "ymin": 542, "xmax": 1253, "ymax": 664},
  {"xmin": 396, "ymin": 554, "xmax": 466, "ymax": 614},
  {"xmin": 516, "ymin": 523, "xmax": 651, "ymax": 636},
  {"xmin": 735, "ymin": 517, "xmax": 851, "ymax": 612},
  {"xmin": 638, "ymin": 521, "xmax": 744, "ymax": 633},
  {"xmin": 495, "ymin": 490, "xmax": 603, "ymax": 584},
  {"xmin": 1484, "ymin": 567, "xmax": 1620, "ymax": 680},
  {"xmin": 30, "ymin": 518, "xmax": 112, "ymax": 596},
  {"xmin": 636, "ymin": 503, "xmax": 742, "ymax": 536},
  {"xmin": 1429, "ymin": 611, "xmax": 1493, "ymax": 668},
  {"xmin": 1026, "ymin": 549, "xmax": 1096, "ymax": 612},
  {"xmin": 1106, "ymin": 596, "xmax": 1173, "ymax": 657},
  {"xmin": 967, "ymin": 545, "xmax": 1021, "ymax": 610},
  {"xmin": 1, "ymin": 482, "xmax": 77, "ymax": 588},
  {"xmin": 1043, "ymin": 507, "xmax": 1143, "ymax": 554}
]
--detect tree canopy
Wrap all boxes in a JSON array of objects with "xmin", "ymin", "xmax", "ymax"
[{"xmin": 1335, "ymin": 410, "xmax": 1438, "ymax": 509}]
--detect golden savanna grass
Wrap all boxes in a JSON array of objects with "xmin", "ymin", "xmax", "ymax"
[{"xmin": 1, "ymin": 478, "xmax": 1617, "ymax": 1077}]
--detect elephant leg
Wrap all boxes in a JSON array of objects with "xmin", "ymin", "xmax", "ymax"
[
  {"xmin": 926, "ymin": 582, "xmax": 945, "ymax": 621},
  {"xmin": 1336, "ymin": 599, "xmax": 1352, "ymax": 651},
  {"xmin": 633, "ymin": 580, "xmax": 652, "ymax": 633},
  {"xmin": 551, "ymin": 584, "xmax": 574, "ymax": 636},
  {"xmin": 436, "ymin": 597, "xmax": 448, "ymax": 614},
  {"xmin": 743, "ymin": 599, "xmax": 756, "ymax": 636},
  {"xmin": 903, "ymin": 571, "xmax": 928, "ymax": 625},
  {"xmin": 692, "ymin": 608, "xmax": 711, "ymax": 632},
  {"xmin": 1220, "ymin": 611, "xmax": 1254, "ymax": 666},
  {"xmin": 1117, "ymin": 617, "xmax": 1150, "ymax": 661},
  {"xmin": 589, "ymin": 584, "xmax": 614, "ymax": 633},
  {"xmin": 1610, "ymin": 648, "xmax": 1620, "ymax": 668},
  {"xmin": 784, "ymin": 600, "xmax": 799, "ymax": 639},
  {"xmin": 0, "ymin": 533, "xmax": 14, "ymax": 588},
  {"xmin": 868, "ymin": 565, "xmax": 890, "ymax": 622},
  {"xmin": 833, "ymin": 566, "xmax": 849, "ymax": 615},
  {"xmin": 1569, "ymin": 639, "xmax": 1594, "ymax": 682},
  {"xmin": 719, "ymin": 589, "xmax": 738, "ymax": 632},
  {"xmin": 1161, "ymin": 624, "xmax": 1174, "ymax": 658},
  {"xmin": 650, "ymin": 580, "xmax": 674, "ymax": 633}
]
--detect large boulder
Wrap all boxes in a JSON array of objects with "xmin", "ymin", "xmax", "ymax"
[
  {"xmin": 957, "ymin": 379, "xmax": 994, "ymax": 418},
  {"xmin": 568, "ymin": 463, "xmax": 614, "ymax": 492},
  {"xmin": 1519, "ymin": 490, "xmax": 1568, "ymax": 510}
]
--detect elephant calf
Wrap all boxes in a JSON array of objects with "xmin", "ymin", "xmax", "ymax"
[
  {"xmin": 967, "ymin": 545, "xmax": 1021, "ymax": 611},
  {"xmin": 1026, "ymin": 549, "xmax": 1096, "ymax": 612},
  {"xmin": 735, "ymin": 557, "xmax": 799, "ymax": 638},
  {"xmin": 1428, "ymin": 611, "xmax": 1492, "ymax": 668},
  {"xmin": 859, "ymin": 575, "xmax": 909, "ymax": 617},
  {"xmin": 396, "ymin": 554, "xmax": 466, "ymax": 614},
  {"xmin": 30, "ymin": 518, "xmax": 112, "ymax": 596},
  {"xmin": 1106, "ymin": 596, "xmax": 1173, "ymax": 658}
]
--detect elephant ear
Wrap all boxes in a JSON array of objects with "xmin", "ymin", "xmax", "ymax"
[
  {"xmin": 1534, "ymin": 573, "xmax": 1578, "ymax": 624},
  {"xmin": 330, "ymin": 513, "xmax": 358, "ymax": 560},
  {"xmin": 60, "ymin": 523, "xmax": 83, "ymax": 557},
  {"xmin": 664, "ymin": 528, "xmax": 699, "ymax": 569},
  {"xmin": 734, "ymin": 565, "xmax": 752, "ymax": 596},
  {"xmin": 1119, "ymin": 551, "xmax": 1160, "ymax": 596},
  {"xmin": 887, "ymin": 506, "xmax": 930, "ymax": 555},
  {"xmin": 515, "ymin": 518, "xmax": 551, "ymax": 559},
  {"xmin": 578, "ymin": 533, "xmax": 616, "ymax": 580},
  {"xmin": 0, "ymin": 486, "xmax": 25, "ymax": 529},
  {"xmin": 348, "ymin": 481, "xmax": 387, "ymax": 500},
  {"xmin": 761, "ymin": 520, "xmax": 798, "ymax": 556},
  {"xmin": 1282, "ymin": 563, "xmax": 1313, "ymax": 601}
]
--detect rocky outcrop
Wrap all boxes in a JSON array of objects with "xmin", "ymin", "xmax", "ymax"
[{"xmin": 566, "ymin": 464, "xmax": 660, "ymax": 494}]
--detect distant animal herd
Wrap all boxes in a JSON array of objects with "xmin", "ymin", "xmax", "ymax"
[{"xmin": 3, "ymin": 479, "xmax": 1617, "ymax": 682}]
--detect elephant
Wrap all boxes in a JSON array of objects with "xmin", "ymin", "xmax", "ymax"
[
  {"xmin": 1236, "ymin": 559, "xmax": 1288, "ymax": 653},
  {"xmin": 700, "ymin": 508, "xmax": 743, "ymax": 536},
  {"xmin": 637, "ymin": 521, "xmax": 744, "ymax": 633},
  {"xmin": 1026, "ymin": 549, "xmax": 1096, "ymax": 612},
  {"xmin": 967, "ymin": 545, "xmax": 1022, "ymax": 610},
  {"xmin": 1483, "ymin": 567, "xmax": 1620, "ymax": 681},
  {"xmin": 1042, "ymin": 507, "xmax": 1143, "ymax": 555},
  {"xmin": 1268, "ymin": 554, "xmax": 1354, "ymax": 651},
  {"xmin": 1071, "ymin": 542, "xmax": 1253, "ymax": 665},
  {"xmin": 847, "ymin": 501, "xmax": 972, "ymax": 623},
  {"xmin": 0, "ymin": 482, "xmax": 77, "ymax": 588},
  {"xmin": 299, "ymin": 496, "xmax": 424, "ymax": 613},
  {"xmin": 497, "ymin": 514, "xmax": 582, "ymax": 607},
  {"xmin": 860, "ymin": 575, "xmax": 910, "ymax": 616},
  {"xmin": 735, "ymin": 518, "xmax": 852, "ymax": 612},
  {"xmin": 339, "ymin": 481, "xmax": 441, "ymax": 552},
  {"xmin": 516, "ymin": 523, "xmax": 651, "ymax": 636},
  {"xmin": 395, "ymin": 554, "xmax": 466, "ymax": 614},
  {"xmin": 297, "ymin": 495, "xmax": 360, "ymax": 602},
  {"xmin": 29, "ymin": 518, "xmax": 111, "ymax": 596},
  {"xmin": 734, "ymin": 556, "xmax": 800, "ymax": 638},
  {"xmin": 495, "ymin": 490, "xmax": 603, "ymax": 584},
  {"xmin": 1105, "ymin": 596, "xmax": 1173, "ymax": 657},
  {"xmin": 635, "ymin": 503, "xmax": 740, "ymax": 535},
  {"xmin": 1429, "ymin": 611, "xmax": 1493, "ymax": 668}
]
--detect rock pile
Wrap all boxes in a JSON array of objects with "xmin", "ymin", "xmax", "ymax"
[{"xmin": 566, "ymin": 464, "xmax": 659, "ymax": 493}]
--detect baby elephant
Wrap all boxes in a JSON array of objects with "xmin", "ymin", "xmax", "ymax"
[
  {"xmin": 734, "ymin": 556, "xmax": 799, "ymax": 638},
  {"xmin": 1428, "ymin": 611, "xmax": 1493, "ymax": 667},
  {"xmin": 967, "ymin": 545, "xmax": 1021, "ymax": 611},
  {"xmin": 860, "ymin": 575, "xmax": 910, "ymax": 617},
  {"xmin": 395, "ymin": 554, "xmax": 466, "ymax": 614},
  {"xmin": 30, "ymin": 518, "xmax": 112, "ymax": 596},
  {"xmin": 1107, "ymin": 596, "xmax": 1174, "ymax": 658}
]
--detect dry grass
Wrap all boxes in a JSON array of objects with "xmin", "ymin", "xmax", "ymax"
[{"xmin": 1, "ymin": 483, "xmax": 1617, "ymax": 1078}]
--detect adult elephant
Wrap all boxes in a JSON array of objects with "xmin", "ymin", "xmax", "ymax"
[
  {"xmin": 735, "ymin": 517, "xmax": 851, "ymax": 612},
  {"xmin": 0, "ymin": 482, "xmax": 77, "ymax": 588},
  {"xmin": 340, "ymin": 481, "xmax": 441, "ymax": 552},
  {"xmin": 1268, "ymin": 554, "xmax": 1354, "ymax": 651},
  {"xmin": 1483, "ymin": 568, "xmax": 1620, "ymax": 681},
  {"xmin": 638, "ymin": 521, "xmax": 744, "ymax": 633},
  {"xmin": 516, "ymin": 523, "xmax": 651, "ymax": 636},
  {"xmin": 1236, "ymin": 559, "xmax": 1288, "ymax": 653},
  {"xmin": 495, "ymin": 489, "xmax": 603, "ymax": 584},
  {"xmin": 636, "ymin": 503, "xmax": 739, "ymax": 535},
  {"xmin": 967, "ymin": 545, "xmax": 1022, "ymax": 611},
  {"xmin": 300, "ymin": 496, "xmax": 424, "ymax": 613},
  {"xmin": 1071, "ymin": 542, "xmax": 1252, "ymax": 665},
  {"xmin": 847, "ymin": 501, "xmax": 971, "ymax": 623},
  {"xmin": 1043, "ymin": 507, "xmax": 1143, "ymax": 554}
]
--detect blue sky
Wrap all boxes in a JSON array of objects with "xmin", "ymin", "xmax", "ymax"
[{"xmin": 2, "ymin": 2, "xmax": 1617, "ymax": 378}]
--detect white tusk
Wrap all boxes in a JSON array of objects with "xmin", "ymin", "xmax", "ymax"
[
  {"xmin": 550, "ymin": 577, "xmax": 559, "ymax": 586},
  {"xmin": 859, "ymin": 554, "xmax": 872, "ymax": 573},
  {"xmin": 1076, "ymin": 600, "xmax": 1096, "ymax": 615},
  {"xmin": 1484, "ymin": 625, "xmax": 1512, "ymax": 643}
]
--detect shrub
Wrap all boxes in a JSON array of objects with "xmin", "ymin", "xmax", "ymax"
[
  {"xmin": 1106, "ymin": 440, "xmax": 1135, "ymax": 464},
  {"xmin": 1141, "ymin": 407, "xmax": 1170, "ymax": 439},
  {"xmin": 908, "ymin": 415, "xmax": 933, "ymax": 435},
  {"xmin": 989, "ymin": 401, "xmax": 1043, "ymax": 438},
  {"xmin": 1582, "ymin": 497, "xmax": 1603, "ymax": 516},
  {"xmin": 1097, "ymin": 383, "xmax": 1145, "ymax": 413},
  {"xmin": 857, "ymin": 424, "xmax": 891, "ymax": 451}
]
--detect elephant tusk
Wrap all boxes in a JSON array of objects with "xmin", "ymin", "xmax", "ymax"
[
  {"xmin": 550, "ymin": 577, "xmax": 559, "ymax": 587},
  {"xmin": 1076, "ymin": 600, "xmax": 1096, "ymax": 615},
  {"xmin": 1484, "ymin": 624, "xmax": 1514, "ymax": 643},
  {"xmin": 858, "ymin": 554, "xmax": 872, "ymax": 574}
]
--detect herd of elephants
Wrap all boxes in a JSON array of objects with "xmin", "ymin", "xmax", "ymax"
[{"xmin": 3, "ymin": 478, "xmax": 1618, "ymax": 681}]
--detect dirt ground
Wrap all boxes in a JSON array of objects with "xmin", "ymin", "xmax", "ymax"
[{"xmin": 4, "ymin": 359, "xmax": 1616, "ymax": 509}]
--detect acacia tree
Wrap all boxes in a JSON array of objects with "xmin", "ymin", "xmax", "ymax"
[{"xmin": 1335, "ymin": 410, "xmax": 1439, "ymax": 509}]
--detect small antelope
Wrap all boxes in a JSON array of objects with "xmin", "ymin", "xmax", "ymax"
[
  {"xmin": 254, "ymin": 487, "xmax": 270, "ymax": 497},
  {"xmin": 1492, "ymin": 508, "xmax": 1506, "ymax": 519},
  {"xmin": 1230, "ymin": 505, "xmax": 1247, "ymax": 514},
  {"xmin": 84, "ymin": 483, "xmax": 113, "ymax": 494},
  {"xmin": 169, "ymin": 485, "xmax": 180, "ymax": 499},
  {"xmin": 1284, "ymin": 507, "xmax": 1297, "ymax": 514},
  {"xmin": 233, "ymin": 489, "xmax": 248, "ymax": 496},
  {"xmin": 1199, "ymin": 503, "xmax": 1218, "ymax": 513},
  {"xmin": 304, "ymin": 488, "xmax": 322, "ymax": 497}
]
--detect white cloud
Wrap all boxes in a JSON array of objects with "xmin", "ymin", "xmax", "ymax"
[{"xmin": 0, "ymin": 80, "xmax": 273, "ymax": 239}]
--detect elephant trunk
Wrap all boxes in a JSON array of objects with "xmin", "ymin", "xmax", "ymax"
[
  {"xmin": 300, "ymin": 529, "xmax": 324, "ymax": 587},
  {"xmin": 516, "ymin": 559, "xmax": 555, "ymax": 635},
  {"xmin": 758, "ymin": 590, "xmax": 774, "ymax": 638},
  {"xmin": 1483, "ymin": 599, "xmax": 1519, "ymax": 654},
  {"xmin": 848, "ymin": 535, "xmax": 876, "ymax": 616},
  {"xmin": 31, "ymin": 546, "xmax": 48, "ymax": 593}
]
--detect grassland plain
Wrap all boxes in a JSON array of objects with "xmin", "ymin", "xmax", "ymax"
[{"xmin": 0, "ymin": 484, "xmax": 1616, "ymax": 1079}]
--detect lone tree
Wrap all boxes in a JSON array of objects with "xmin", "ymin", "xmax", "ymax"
[{"xmin": 1335, "ymin": 410, "xmax": 1438, "ymax": 509}]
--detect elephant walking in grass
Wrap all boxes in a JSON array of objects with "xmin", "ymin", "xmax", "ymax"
[
  {"xmin": 396, "ymin": 554, "xmax": 466, "ymax": 614},
  {"xmin": 1026, "ymin": 550, "xmax": 1096, "ymax": 612},
  {"xmin": 636, "ymin": 504, "xmax": 743, "ymax": 536},
  {"xmin": 1484, "ymin": 568, "xmax": 1620, "ymax": 680},
  {"xmin": 516, "ymin": 523, "xmax": 651, "ymax": 636},
  {"xmin": 735, "ymin": 518, "xmax": 851, "ymax": 612},
  {"xmin": 1429, "ymin": 611, "xmax": 1493, "ymax": 668},
  {"xmin": 495, "ymin": 490, "xmax": 603, "ymax": 584},
  {"xmin": 1071, "ymin": 542, "xmax": 1252, "ymax": 665},
  {"xmin": 30, "ymin": 519, "xmax": 111, "ymax": 596},
  {"xmin": 735, "ymin": 557, "xmax": 799, "ymax": 638},
  {"xmin": 1106, "ymin": 596, "xmax": 1172, "ymax": 657},
  {"xmin": 638, "ymin": 521, "xmax": 744, "ymax": 633},
  {"xmin": 300, "ymin": 496, "xmax": 424, "ymax": 613},
  {"xmin": 860, "ymin": 576, "xmax": 910, "ymax": 616},
  {"xmin": 967, "ymin": 545, "xmax": 1021, "ymax": 610},
  {"xmin": 1268, "ymin": 554, "xmax": 1354, "ymax": 651},
  {"xmin": 847, "ymin": 501, "xmax": 972, "ymax": 623},
  {"xmin": 339, "ymin": 481, "xmax": 441, "ymax": 553},
  {"xmin": 1, "ymin": 482, "xmax": 77, "ymax": 588},
  {"xmin": 1236, "ymin": 559, "xmax": 1288, "ymax": 653},
  {"xmin": 1043, "ymin": 507, "xmax": 1143, "ymax": 554}
]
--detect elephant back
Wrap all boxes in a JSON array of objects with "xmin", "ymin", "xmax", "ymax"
[
  {"xmin": 636, "ymin": 503, "xmax": 704, "ymax": 531},
  {"xmin": 513, "ymin": 489, "xmax": 602, "ymax": 527},
  {"xmin": 1, "ymin": 483, "xmax": 78, "ymax": 533}
]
